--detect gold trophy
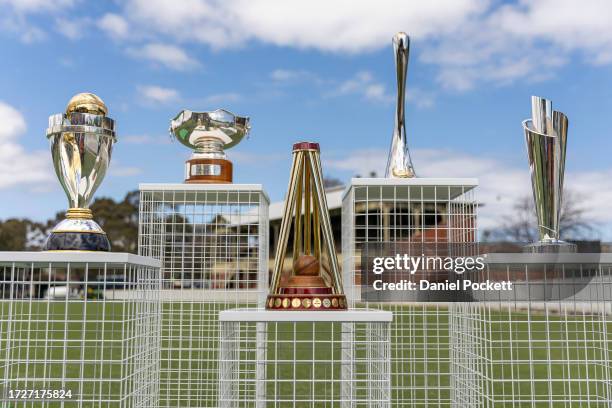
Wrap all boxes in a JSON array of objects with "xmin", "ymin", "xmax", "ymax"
[
  {"xmin": 44, "ymin": 93, "xmax": 116, "ymax": 251},
  {"xmin": 266, "ymin": 142, "xmax": 347, "ymax": 310}
]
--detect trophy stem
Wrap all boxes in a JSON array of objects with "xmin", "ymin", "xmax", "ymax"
[
  {"xmin": 188, "ymin": 137, "xmax": 231, "ymax": 183},
  {"xmin": 184, "ymin": 161, "xmax": 233, "ymax": 184},
  {"xmin": 386, "ymin": 32, "xmax": 416, "ymax": 178},
  {"xmin": 66, "ymin": 208, "xmax": 93, "ymax": 220},
  {"xmin": 194, "ymin": 138, "xmax": 226, "ymax": 159}
]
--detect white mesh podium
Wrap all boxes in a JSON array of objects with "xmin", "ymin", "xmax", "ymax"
[
  {"xmin": 0, "ymin": 252, "xmax": 161, "ymax": 407},
  {"xmin": 342, "ymin": 178, "xmax": 478, "ymax": 407},
  {"xmin": 451, "ymin": 253, "xmax": 612, "ymax": 407},
  {"xmin": 218, "ymin": 309, "xmax": 392, "ymax": 407},
  {"xmin": 138, "ymin": 183, "xmax": 269, "ymax": 407}
]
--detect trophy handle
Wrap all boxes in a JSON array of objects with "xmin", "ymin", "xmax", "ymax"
[{"xmin": 386, "ymin": 32, "xmax": 416, "ymax": 178}]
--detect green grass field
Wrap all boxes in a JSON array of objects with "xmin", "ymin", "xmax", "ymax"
[{"xmin": 1, "ymin": 301, "xmax": 611, "ymax": 407}]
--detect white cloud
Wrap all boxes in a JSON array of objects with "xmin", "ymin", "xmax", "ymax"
[
  {"xmin": 0, "ymin": 14, "xmax": 46, "ymax": 43},
  {"xmin": 126, "ymin": 43, "xmax": 199, "ymax": 70},
  {"xmin": 18, "ymin": 25, "xmax": 46, "ymax": 43},
  {"xmin": 327, "ymin": 71, "xmax": 434, "ymax": 107},
  {"xmin": 101, "ymin": 0, "xmax": 612, "ymax": 90},
  {"xmin": 55, "ymin": 17, "xmax": 88, "ymax": 40},
  {"xmin": 0, "ymin": 101, "xmax": 53, "ymax": 189},
  {"xmin": 97, "ymin": 13, "xmax": 129, "ymax": 39},
  {"xmin": 270, "ymin": 69, "xmax": 317, "ymax": 82},
  {"xmin": 0, "ymin": 0, "xmax": 75, "ymax": 43},
  {"xmin": 418, "ymin": 0, "xmax": 612, "ymax": 90},
  {"xmin": 0, "ymin": 0, "xmax": 75, "ymax": 13},
  {"xmin": 137, "ymin": 85, "xmax": 180, "ymax": 105},
  {"xmin": 406, "ymin": 88, "xmax": 435, "ymax": 109},
  {"xmin": 325, "ymin": 147, "xmax": 612, "ymax": 233},
  {"xmin": 328, "ymin": 71, "xmax": 392, "ymax": 103},
  {"xmin": 0, "ymin": 102, "xmax": 26, "ymax": 141},
  {"xmin": 363, "ymin": 83, "xmax": 389, "ymax": 103},
  {"xmin": 420, "ymin": 17, "xmax": 568, "ymax": 90},
  {"xmin": 493, "ymin": 0, "xmax": 612, "ymax": 64},
  {"xmin": 568, "ymin": 170, "xmax": 612, "ymax": 225},
  {"xmin": 119, "ymin": 0, "xmax": 484, "ymax": 51}
]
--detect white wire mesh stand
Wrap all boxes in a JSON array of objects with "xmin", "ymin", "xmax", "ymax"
[
  {"xmin": 218, "ymin": 309, "xmax": 392, "ymax": 407},
  {"xmin": 138, "ymin": 183, "xmax": 269, "ymax": 407},
  {"xmin": 0, "ymin": 251, "xmax": 161, "ymax": 408},
  {"xmin": 342, "ymin": 178, "xmax": 478, "ymax": 407},
  {"xmin": 451, "ymin": 253, "xmax": 612, "ymax": 408}
]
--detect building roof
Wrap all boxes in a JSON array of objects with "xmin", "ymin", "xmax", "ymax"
[
  {"xmin": 269, "ymin": 185, "xmax": 344, "ymax": 221},
  {"xmin": 220, "ymin": 186, "xmax": 343, "ymax": 226}
]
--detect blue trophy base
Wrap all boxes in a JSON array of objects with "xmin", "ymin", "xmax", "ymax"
[{"xmin": 44, "ymin": 231, "xmax": 111, "ymax": 252}]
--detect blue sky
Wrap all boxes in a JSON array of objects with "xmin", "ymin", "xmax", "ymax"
[{"xmin": 1, "ymin": 0, "xmax": 612, "ymax": 235}]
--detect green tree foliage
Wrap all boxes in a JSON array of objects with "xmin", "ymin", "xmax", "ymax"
[
  {"xmin": 0, "ymin": 219, "xmax": 46, "ymax": 250},
  {"xmin": 1, "ymin": 191, "xmax": 140, "ymax": 252}
]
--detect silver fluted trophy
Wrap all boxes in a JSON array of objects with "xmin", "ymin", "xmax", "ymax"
[
  {"xmin": 523, "ymin": 96, "xmax": 575, "ymax": 252},
  {"xmin": 385, "ymin": 32, "xmax": 416, "ymax": 178},
  {"xmin": 44, "ymin": 93, "xmax": 116, "ymax": 251},
  {"xmin": 170, "ymin": 109, "xmax": 250, "ymax": 184}
]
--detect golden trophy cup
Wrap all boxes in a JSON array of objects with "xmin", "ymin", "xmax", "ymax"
[
  {"xmin": 266, "ymin": 142, "xmax": 347, "ymax": 310},
  {"xmin": 44, "ymin": 93, "xmax": 116, "ymax": 251}
]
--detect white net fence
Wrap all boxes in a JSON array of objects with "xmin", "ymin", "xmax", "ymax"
[
  {"xmin": 218, "ymin": 310, "xmax": 391, "ymax": 407},
  {"xmin": 138, "ymin": 184, "xmax": 269, "ymax": 407},
  {"xmin": 450, "ymin": 258, "xmax": 612, "ymax": 407},
  {"xmin": 0, "ymin": 253, "xmax": 161, "ymax": 408},
  {"xmin": 342, "ymin": 178, "xmax": 478, "ymax": 407}
]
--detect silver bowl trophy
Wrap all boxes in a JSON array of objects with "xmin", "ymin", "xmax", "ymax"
[
  {"xmin": 523, "ymin": 96, "xmax": 575, "ymax": 253},
  {"xmin": 386, "ymin": 32, "xmax": 416, "ymax": 178},
  {"xmin": 170, "ymin": 109, "xmax": 250, "ymax": 184},
  {"xmin": 44, "ymin": 93, "xmax": 116, "ymax": 251}
]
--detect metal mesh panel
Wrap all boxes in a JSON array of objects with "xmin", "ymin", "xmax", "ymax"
[
  {"xmin": 0, "ymin": 253, "xmax": 161, "ymax": 407},
  {"xmin": 138, "ymin": 184, "xmax": 269, "ymax": 407},
  {"xmin": 342, "ymin": 178, "xmax": 478, "ymax": 407},
  {"xmin": 218, "ymin": 311, "xmax": 391, "ymax": 407},
  {"xmin": 450, "ymin": 262, "xmax": 612, "ymax": 407}
]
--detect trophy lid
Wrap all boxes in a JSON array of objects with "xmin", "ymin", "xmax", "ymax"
[
  {"xmin": 393, "ymin": 32, "xmax": 409, "ymax": 48},
  {"xmin": 293, "ymin": 142, "xmax": 319, "ymax": 151},
  {"xmin": 46, "ymin": 93, "xmax": 115, "ymax": 139},
  {"xmin": 66, "ymin": 93, "xmax": 108, "ymax": 116}
]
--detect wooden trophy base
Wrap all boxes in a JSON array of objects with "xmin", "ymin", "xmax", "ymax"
[{"xmin": 185, "ymin": 158, "xmax": 232, "ymax": 184}]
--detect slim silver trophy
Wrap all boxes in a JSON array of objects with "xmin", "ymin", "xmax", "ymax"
[
  {"xmin": 44, "ymin": 93, "xmax": 116, "ymax": 251},
  {"xmin": 523, "ymin": 96, "xmax": 575, "ymax": 252},
  {"xmin": 386, "ymin": 32, "xmax": 416, "ymax": 178}
]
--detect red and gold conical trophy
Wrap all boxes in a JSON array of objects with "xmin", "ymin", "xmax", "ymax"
[{"xmin": 267, "ymin": 142, "xmax": 347, "ymax": 310}]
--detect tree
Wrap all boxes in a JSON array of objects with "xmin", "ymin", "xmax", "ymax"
[
  {"xmin": 354, "ymin": 171, "xmax": 379, "ymax": 178},
  {"xmin": 323, "ymin": 177, "xmax": 344, "ymax": 189},
  {"xmin": 11, "ymin": 190, "xmax": 142, "ymax": 253},
  {"xmin": 488, "ymin": 189, "xmax": 597, "ymax": 242},
  {"xmin": 0, "ymin": 218, "xmax": 46, "ymax": 250},
  {"xmin": 92, "ymin": 191, "xmax": 140, "ymax": 253}
]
